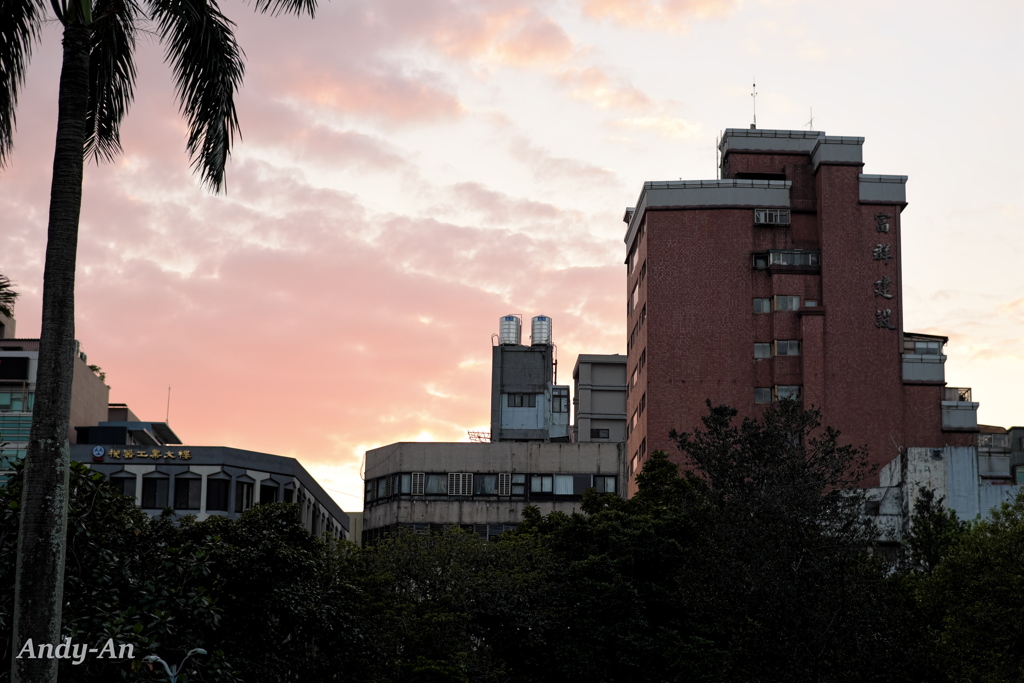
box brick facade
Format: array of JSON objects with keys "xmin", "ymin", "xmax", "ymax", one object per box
[{"xmin": 623, "ymin": 129, "xmax": 977, "ymax": 491}]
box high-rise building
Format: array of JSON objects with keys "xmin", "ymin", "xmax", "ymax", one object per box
[{"xmin": 622, "ymin": 128, "xmax": 978, "ymax": 490}]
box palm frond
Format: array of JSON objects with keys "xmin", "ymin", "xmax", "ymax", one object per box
[
  {"xmin": 0, "ymin": 272, "xmax": 19, "ymax": 318},
  {"xmin": 150, "ymin": 0, "xmax": 243, "ymax": 193},
  {"xmin": 249, "ymin": 0, "xmax": 316, "ymax": 18},
  {"xmin": 0, "ymin": 0, "xmax": 47, "ymax": 166},
  {"xmin": 85, "ymin": 0, "xmax": 140, "ymax": 162}
]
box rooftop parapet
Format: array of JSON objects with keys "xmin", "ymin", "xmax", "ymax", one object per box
[
  {"xmin": 623, "ymin": 179, "xmax": 791, "ymax": 245},
  {"xmin": 720, "ymin": 128, "xmax": 825, "ymax": 156}
]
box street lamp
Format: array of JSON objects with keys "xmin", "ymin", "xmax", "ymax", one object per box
[{"xmin": 141, "ymin": 648, "xmax": 207, "ymax": 683}]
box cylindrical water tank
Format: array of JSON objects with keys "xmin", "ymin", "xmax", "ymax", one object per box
[
  {"xmin": 531, "ymin": 315, "xmax": 552, "ymax": 346},
  {"xmin": 498, "ymin": 315, "xmax": 522, "ymax": 345}
]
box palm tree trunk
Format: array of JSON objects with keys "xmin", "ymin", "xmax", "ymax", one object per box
[{"xmin": 11, "ymin": 22, "xmax": 90, "ymax": 683}]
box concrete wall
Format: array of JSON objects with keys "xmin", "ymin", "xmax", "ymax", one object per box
[
  {"xmin": 70, "ymin": 353, "xmax": 110, "ymax": 444},
  {"xmin": 365, "ymin": 441, "xmax": 624, "ymax": 480},
  {"xmin": 0, "ymin": 312, "xmax": 15, "ymax": 339},
  {"xmin": 573, "ymin": 354, "xmax": 627, "ymax": 444}
]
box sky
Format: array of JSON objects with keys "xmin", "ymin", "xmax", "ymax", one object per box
[{"xmin": 2, "ymin": 0, "xmax": 1022, "ymax": 512}]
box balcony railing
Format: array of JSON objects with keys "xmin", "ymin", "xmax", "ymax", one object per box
[{"xmin": 942, "ymin": 387, "xmax": 971, "ymax": 402}]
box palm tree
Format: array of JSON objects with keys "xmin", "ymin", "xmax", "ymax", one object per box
[
  {"xmin": 1, "ymin": 1, "xmax": 317, "ymax": 680},
  {"xmin": 0, "ymin": 272, "xmax": 17, "ymax": 318}
]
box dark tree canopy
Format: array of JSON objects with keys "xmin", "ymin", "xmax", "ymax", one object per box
[{"xmin": 2, "ymin": 403, "xmax": 1021, "ymax": 682}]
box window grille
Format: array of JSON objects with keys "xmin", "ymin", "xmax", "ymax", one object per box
[
  {"xmin": 448, "ymin": 472, "xmax": 473, "ymax": 496},
  {"xmin": 754, "ymin": 208, "xmax": 791, "ymax": 225},
  {"xmin": 498, "ymin": 473, "xmax": 511, "ymax": 496},
  {"xmin": 411, "ymin": 472, "xmax": 425, "ymax": 496}
]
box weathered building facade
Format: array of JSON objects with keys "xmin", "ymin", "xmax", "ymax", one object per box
[{"xmin": 362, "ymin": 441, "xmax": 625, "ymax": 545}]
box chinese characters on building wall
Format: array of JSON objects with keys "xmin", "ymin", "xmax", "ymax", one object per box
[{"xmin": 872, "ymin": 213, "xmax": 896, "ymax": 330}]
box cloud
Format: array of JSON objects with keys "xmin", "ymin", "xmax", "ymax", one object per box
[
  {"xmin": 428, "ymin": 4, "xmax": 575, "ymax": 66},
  {"xmin": 577, "ymin": 0, "xmax": 739, "ymax": 32},
  {"xmin": 556, "ymin": 66, "xmax": 654, "ymax": 110},
  {"xmin": 610, "ymin": 115, "xmax": 700, "ymax": 139}
]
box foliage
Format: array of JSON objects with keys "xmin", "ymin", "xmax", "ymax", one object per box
[
  {"xmin": 0, "ymin": 273, "xmax": 16, "ymax": 318},
  {"xmin": 906, "ymin": 489, "xmax": 1024, "ymax": 683},
  {"xmin": 0, "ymin": 464, "xmax": 361, "ymax": 682},
  {"xmin": 1, "ymin": 403, "xmax": 1021, "ymax": 681}
]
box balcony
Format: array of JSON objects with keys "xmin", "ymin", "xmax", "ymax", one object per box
[{"xmin": 941, "ymin": 387, "xmax": 978, "ymax": 430}]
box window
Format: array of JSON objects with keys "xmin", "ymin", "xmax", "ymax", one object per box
[
  {"xmin": 283, "ymin": 488, "xmax": 295, "ymax": 503},
  {"xmin": 553, "ymin": 475, "xmax": 574, "ymax": 495},
  {"xmin": 411, "ymin": 472, "xmax": 425, "ymax": 496},
  {"xmin": 109, "ymin": 475, "xmax": 136, "ymax": 499},
  {"xmin": 0, "ymin": 356, "xmax": 29, "ymax": 380},
  {"xmin": 776, "ymin": 385, "xmax": 802, "ymax": 401},
  {"xmin": 591, "ymin": 428, "xmax": 610, "ymax": 439},
  {"xmin": 630, "ymin": 281, "xmax": 640, "ymax": 312},
  {"xmin": 260, "ymin": 482, "xmax": 279, "ymax": 504},
  {"xmin": 425, "ymin": 473, "xmax": 447, "ymax": 494},
  {"xmin": 594, "ymin": 475, "xmax": 616, "ymax": 494},
  {"xmin": 530, "ymin": 475, "xmax": 553, "ymax": 493},
  {"xmin": 754, "ymin": 208, "xmax": 791, "ymax": 225},
  {"xmin": 552, "ymin": 387, "xmax": 569, "ymax": 413},
  {"xmin": 235, "ymin": 481, "xmax": 254, "ymax": 512},
  {"xmin": 753, "ymin": 298, "xmax": 771, "ymax": 313},
  {"xmin": 174, "ymin": 479, "xmax": 201, "ymax": 509},
  {"xmin": 511, "ymin": 473, "xmax": 526, "ymax": 496},
  {"xmin": 377, "ymin": 476, "xmax": 390, "ymax": 499},
  {"xmin": 769, "ymin": 251, "xmax": 820, "ymax": 267},
  {"xmin": 628, "ymin": 304, "xmax": 647, "ymax": 352},
  {"xmin": 774, "ymin": 295, "xmax": 800, "ymax": 311},
  {"xmin": 207, "ymin": 479, "xmax": 230, "ymax": 511},
  {"xmin": 400, "ymin": 473, "xmax": 412, "ymax": 494},
  {"xmin": 507, "ymin": 393, "xmax": 537, "ymax": 408},
  {"xmin": 448, "ymin": 472, "xmax": 473, "ymax": 496},
  {"xmin": 474, "ymin": 474, "xmax": 499, "ymax": 495},
  {"xmin": 364, "ymin": 480, "xmax": 375, "ymax": 503},
  {"xmin": 775, "ymin": 340, "xmax": 801, "ymax": 356},
  {"xmin": 141, "ymin": 477, "xmax": 168, "ymax": 509},
  {"xmin": 904, "ymin": 339, "xmax": 942, "ymax": 355},
  {"xmin": 755, "ymin": 387, "xmax": 772, "ymax": 404},
  {"xmin": 498, "ymin": 473, "xmax": 512, "ymax": 496},
  {"xmin": 753, "ymin": 253, "xmax": 769, "ymax": 269},
  {"xmin": 804, "ymin": 300, "xmax": 818, "ymax": 307},
  {"xmin": 754, "ymin": 343, "xmax": 772, "ymax": 359},
  {"xmin": 0, "ymin": 389, "xmax": 32, "ymax": 412}
]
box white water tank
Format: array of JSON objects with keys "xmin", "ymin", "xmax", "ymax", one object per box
[
  {"xmin": 531, "ymin": 316, "xmax": 552, "ymax": 346},
  {"xmin": 498, "ymin": 315, "xmax": 522, "ymax": 345}
]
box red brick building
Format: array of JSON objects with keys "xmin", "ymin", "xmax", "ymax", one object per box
[{"xmin": 623, "ymin": 128, "xmax": 978, "ymax": 491}]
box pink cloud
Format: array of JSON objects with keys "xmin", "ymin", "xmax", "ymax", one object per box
[
  {"xmin": 556, "ymin": 66, "xmax": 654, "ymax": 110},
  {"xmin": 429, "ymin": 5, "xmax": 575, "ymax": 66},
  {"xmin": 578, "ymin": 0, "xmax": 739, "ymax": 31}
]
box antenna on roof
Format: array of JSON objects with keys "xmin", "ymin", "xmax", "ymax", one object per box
[
  {"xmin": 165, "ymin": 385, "xmax": 171, "ymax": 424},
  {"xmin": 806, "ymin": 107, "xmax": 814, "ymax": 131},
  {"xmin": 751, "ymin": 79, "xmax": 757, "ymax": 129}
]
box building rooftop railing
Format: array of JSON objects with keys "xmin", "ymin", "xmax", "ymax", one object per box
[{"xmin": 943, "ymin": 387, "xmax": 972, "ymax": 402}]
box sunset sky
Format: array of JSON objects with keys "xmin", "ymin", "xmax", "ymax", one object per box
[{"xmin": 2, "ymin": 0, "xmax": 1021, "ymax": 512}]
